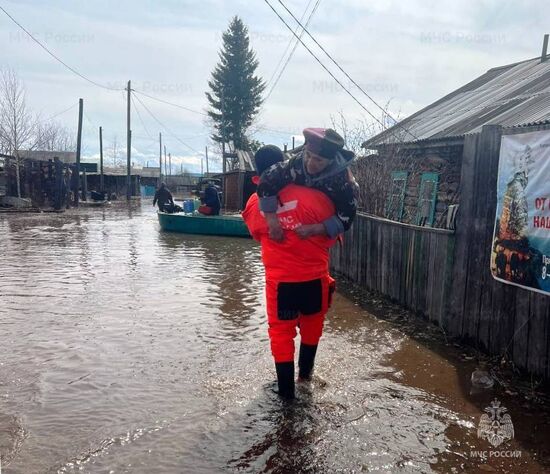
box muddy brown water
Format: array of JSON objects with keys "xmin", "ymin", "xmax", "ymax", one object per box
[{"xmin": 0, "ymin": 203, "xmax": 549, "ymax": 473}]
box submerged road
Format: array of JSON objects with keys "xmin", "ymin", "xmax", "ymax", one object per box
[{"xmin": 0, "ymin": 203, "xmax": 548, "ymax": 473}]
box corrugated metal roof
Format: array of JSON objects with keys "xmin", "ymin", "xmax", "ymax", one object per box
[{"xmin": 365, "ymin": 56, "xmax": 550, "ymax": 148}]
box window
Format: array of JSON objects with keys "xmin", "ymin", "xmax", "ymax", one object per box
[
  {"xmin": 416, "ymin": 172, "xmax": 439, "ymax": 227},
  {"xmin": 386, "ymin": 171, "xmax": 408, "ymax": 221}
]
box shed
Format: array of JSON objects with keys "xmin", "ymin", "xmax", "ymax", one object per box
[
  {"xmin": 86, "ymin": 166, "xmax": 142, "ymax": 198},
  {"xmin": 221, "ymin": 150, "xmax": 256, "ymax": 211}
]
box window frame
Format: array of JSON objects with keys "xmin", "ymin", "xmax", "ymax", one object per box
[
  {"xmin": 386, "ymin": 170, "xmax": 408, "ymax": 222},
  {"xmin": 416, "ymin": 172, "xmax": 439, "ymax": 227}
]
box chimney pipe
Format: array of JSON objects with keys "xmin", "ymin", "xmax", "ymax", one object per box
[{"xmin": 542, "ymin": 34, "xmax": 549, "ymax": 63}]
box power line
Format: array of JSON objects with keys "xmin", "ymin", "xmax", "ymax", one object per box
[
  {"xmin": 262, "ymin": 0, "xmax": 395, "ymax": 136},
  {"xmin": 265, "ymin": 0, "xmax": 322, "ymax": 101},
  {"xmin": 39, "ymin": 102, "xmax": 78, "ymax": 123},
  {"xmin": 250, "ymin": 124, "xmax": 298, "ymax": 137},
  {"xmin": 265, "ymin": 0, "xmax": 315, "ymax": 90},
  {"xmin": 0, "ymin": 5, "xmax": 123, "ymax": 92},
  {"xmin": 132, "ymin": 92, "xmax": 204, "ymax": 156},
  {"xmin": 1, "ymin": 4, "xmax": 288, "ymax": 141},
  {"xmin": 133, "ymin": 89, "xmax": 207, "ymax": 116},
  {"xmin": 130, "ymin": 92, "xmax": 154, "ymax": 140},
  {"xmin": 83, "ymin": 111, "xmax": 96, "ymax": 127},
  {"xmin": 134, "ymin": 89, "xmax": 295, "ymax": 137},
  {"xmin": 274, "ymin": 0, "xmax": 417, "ymax": 140}
]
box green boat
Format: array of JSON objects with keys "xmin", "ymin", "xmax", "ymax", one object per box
[{"xmin": 157, "ymin": 212, "xmax": 251, "ymax": 238}]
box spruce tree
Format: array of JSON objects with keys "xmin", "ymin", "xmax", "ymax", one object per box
[{"xmin": 206, "ymin": 16, "xmax": 265, "ymax": 151}]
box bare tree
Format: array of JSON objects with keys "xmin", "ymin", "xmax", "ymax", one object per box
[
  {"xmin": 329, "ymin": 101, "xmax": 403, "ymax": 154},
  {"xmin": 35, "ymin": 121, "xmax": 76, "ymax": 152},
  {"xmin": 0, "ymin": 68, "xmax": 39, "ymax": 197},
  {"xmin": 330, "ymin": 111, "xmax": 379, "ymax": 156},
  {"xmin": 329, "ymin": 104, "xmax": 422, "ymax": 217},
  {"xmin": 109, "ymin": 135, "xmax": 122, "ymax": 167}
]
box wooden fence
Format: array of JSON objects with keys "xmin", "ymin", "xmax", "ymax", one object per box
[
  {"xmin": 447, "ymin": 125, "xmax": 550, "ymax": 379},
  {"xmin": 331, "ymin": 213, "xmax": 455, "ymax": 325},
  {"xmin": 332, "ymin": 124, "xmax": 550, "ymax": 379}
]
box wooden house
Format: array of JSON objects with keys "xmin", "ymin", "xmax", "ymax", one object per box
[
  {"xmin": 361, "ymin": 48, "xmax": 550, "ymax": 229},
  {"xmin": 333, "ymin": 42, "xmax": 550, "ymax": 379}
]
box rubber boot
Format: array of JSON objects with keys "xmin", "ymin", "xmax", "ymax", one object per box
[
  {"xmin": 298, "ymin": 343, "xmax": 318, "ymax": 381},
  {"xmin": 275, "ymin": 362, "xmax": 295, "ymax": 400}
]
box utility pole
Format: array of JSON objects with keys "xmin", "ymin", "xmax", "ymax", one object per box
[
  {"xmin": 164, "ymin": 145, "xmax": 167, "ymax": 179},
  {"xmin": 169, "ymin": 153, "xmax": 172, "ymax": 176},
  {"xmin": 159, "ymin": 132, "xmax": 162, "ymax": 183},
  {"xmin": 99, "ymin": 126, "xmax": 104, "ymax": 192},
  {"xmin": 292, "ymin": 136, "xmax": 295, "ymax": 150},
  {"xmin": 126, "ymin": 80, "xmax": 132, "ymax": 200},
  {"xmin": 221, "ymin": 90, "xmax": 226, "ymax": 174},
  {"xmin": 75, "ymin": 98, "xmax": 83, "ymax": 207},
  {"xmin": 205, "ymin": 146, "xmax": 209, "ymax": 176}
]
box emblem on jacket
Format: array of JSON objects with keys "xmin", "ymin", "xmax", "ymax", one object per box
[{"xmin": 477, "ymin": 398, "xmax": 514, "ymax": 447}]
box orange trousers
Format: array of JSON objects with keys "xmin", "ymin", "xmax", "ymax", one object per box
[{"xmin": 265, "ymin": 274, "xmax": 335, "ymax": 363}]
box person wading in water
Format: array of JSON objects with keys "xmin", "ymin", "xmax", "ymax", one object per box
[{"xmin": 243, "ymin": 145, "xmax": 342, "ymax": 400}]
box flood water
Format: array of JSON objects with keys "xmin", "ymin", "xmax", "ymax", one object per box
[{"xmin": 0, "ymin": 203, "xmax": 549, "ymax": 473}]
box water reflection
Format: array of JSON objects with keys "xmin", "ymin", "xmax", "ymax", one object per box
[
  {"xmin": 1, "ymin": 204, "xmax": 548, "ymax": 473},
  {"xmin": 156, "ymin": 231, "xmax": 264, "ymax": 332}
]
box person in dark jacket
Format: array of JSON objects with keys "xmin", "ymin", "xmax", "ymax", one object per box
[
  {"xmin": 153, "ymin": 182, "xmax": 174, "ymax": 212},
  {"xmin": 198, "ymin": 182, "xmax": 221, "ymax": 215},
  {"xmin": 257, "ymin": 127, "xmax": 359, "ymax": 242}
]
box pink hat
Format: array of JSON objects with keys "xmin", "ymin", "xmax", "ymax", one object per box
[{"xmin": 303, "ymin": 128, "xmax": 345, "ymax": 160}]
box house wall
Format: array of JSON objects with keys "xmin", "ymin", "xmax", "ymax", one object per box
[{"xmin": 353, "ymin": 143, "xmax": 462, "ymax": 228}]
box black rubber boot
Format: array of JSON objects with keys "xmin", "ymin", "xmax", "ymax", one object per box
[
  {"xmin": 275, "ymin": 362, "xmax": 295, "ymax": 400},
  {"xmin": 298, "ymin": 343, "xmax": 318, "ymax": 380}
]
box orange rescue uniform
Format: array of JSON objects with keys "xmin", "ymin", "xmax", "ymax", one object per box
[{"xmin": 242, "ymin": 183, "xmax": 337, "ymax": 363}]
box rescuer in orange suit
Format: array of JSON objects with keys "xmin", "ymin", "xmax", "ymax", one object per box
[{"xmin": 242, "ymin": 145, "xmax": 338, "ymax": 400}]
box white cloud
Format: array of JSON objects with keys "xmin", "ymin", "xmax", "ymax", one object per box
[{"xmin": 1, "ymin": 0, "xmax": 548, "ymax": 164}]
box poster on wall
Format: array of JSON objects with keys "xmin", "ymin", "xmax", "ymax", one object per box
[{"xmin": 491, "ymin": 129, "xmax": 550, "ymax": 295}]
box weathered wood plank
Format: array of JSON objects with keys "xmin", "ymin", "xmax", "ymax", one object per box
[
  {"xmin": 512, "ymin": 288, "xmax": 530, "ymax": 370},
  {"xmin": 526, "ymin": 292, "xmax": 549, "ymax": 376},
  {"xmin": 447, "ymin": 133, "xmax": 479, "ymax": 336}
]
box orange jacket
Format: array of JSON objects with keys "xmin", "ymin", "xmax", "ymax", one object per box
[{"xmin": 242, "ymin": 183, "xmax": 337, "ymax": 282}]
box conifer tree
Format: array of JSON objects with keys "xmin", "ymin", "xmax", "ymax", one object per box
[{"xmin": 206, "ymin": 16, "xmax": 265, "ymax": 151}]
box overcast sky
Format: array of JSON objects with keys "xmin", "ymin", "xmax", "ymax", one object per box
[{"xmin": 1, "ymin": 0, "xmax": 548, "ymax": 173}]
